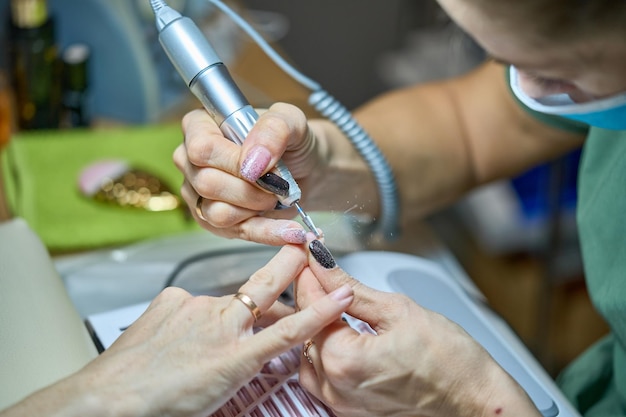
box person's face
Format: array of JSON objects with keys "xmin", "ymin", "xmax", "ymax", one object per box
[{"xmin": 438, "ymin": 0, "xmax": 626, "ymax": 102}]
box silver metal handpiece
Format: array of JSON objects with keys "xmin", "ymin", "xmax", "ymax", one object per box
[{"xmin": 150, "ymin": 0, "xmax": 320, "ymax": 237}]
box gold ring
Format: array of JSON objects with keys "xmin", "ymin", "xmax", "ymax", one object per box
[
  {"xmin": 195, "ymin": 196, "xmax": 208, "ymax": 222},
  {"xmin": 303, "ymin": 339, "xmax": 314, "ymax": 364},
  {"xmin": 233, "ymin": 292, "xmax": 262, "ymax": 321}
]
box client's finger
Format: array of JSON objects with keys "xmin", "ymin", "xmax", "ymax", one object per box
[
  {"xmin": 232, "ymin": 245, "xmax": 307, "ymax": 323},
  {"xmin": 255, "ymin": 301, "xmax": 295, "ymax": 328},
  {"xmin": 294, "ymin": 263, "xmax": 328, "ymax": 310},
  {"xmin": 307, "ymin": 238, "xmax": 397, "ymax": 332},
  {"xmin": 238, "ymin": 283, "xmax": 354, "ymax": 366},
  {"xmin": 231, "ymin": 217, "xmax": 309, "ymax": 246}
]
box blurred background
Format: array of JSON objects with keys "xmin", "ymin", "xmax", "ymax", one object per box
[{"xmin": 0, "ymin": 0, "xmax": 608, "ymax": 376}]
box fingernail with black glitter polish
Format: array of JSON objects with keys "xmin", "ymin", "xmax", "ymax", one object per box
[
  {"xmin": 258, "ymin": 172, "xmax": 290, "ymax": 197},
  {"xmin": 274, "ymin": 201, "xmax": 288, "ymax": 210},
  {"xmin": 309, "ymin": 239, "xmax": 336, "ymax": 269}
]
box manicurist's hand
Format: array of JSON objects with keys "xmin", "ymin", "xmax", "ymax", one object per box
[
  {"xmin": 296, "ymin": 238, "xmax": 543, "ymax": 417},
  {"xmin": 0, "ymin": 244, "xmax": 353, "ymax": 417},
  {"xmin": 174, "ymin": 104, "xmax": 324, "ymax": 245}
]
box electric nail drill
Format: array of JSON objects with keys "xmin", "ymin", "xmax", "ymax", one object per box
[{"xmin": 149, "ymin": 0, "xmax": 321, "ymax": 237}]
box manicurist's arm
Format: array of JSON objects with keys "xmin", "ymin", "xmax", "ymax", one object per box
[{"xmin": 308, "ymin": 60, "xmax": 586, "ymax": 225}]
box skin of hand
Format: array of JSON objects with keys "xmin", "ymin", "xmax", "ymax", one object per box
[
  {"xmin": 0, "ymin": 245, "xmax": 354, "ymax": 417},
  {"xmin": 175, "ymin": 62, "xmax": 585, "ymax": 245},
  {"xmin": 175, "ymin": 103, "xmax": 329, "ymax": 245},
  {"xmin": 296, "ymin": 238, "xmax": 542, "ymax": 417}
]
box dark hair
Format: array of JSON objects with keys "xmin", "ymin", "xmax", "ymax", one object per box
[{"xmin": 476, "ymin": 0, "xmax": 626, "ymax": 42}]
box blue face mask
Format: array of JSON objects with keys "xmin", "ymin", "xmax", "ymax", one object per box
[{"xmin": 509, "ymin": 66, "xmax": 626, "ymax": 131}]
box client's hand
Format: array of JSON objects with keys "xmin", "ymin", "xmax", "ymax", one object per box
[
  {"xmin": 0, "ymin": 244, "xmax": 353, "ymax": 417},
  {"xmin": 297, "ymin": 238, "xmax": 542, "ymax": 417}
]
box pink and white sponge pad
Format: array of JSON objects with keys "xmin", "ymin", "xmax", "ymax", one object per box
[{"xmin": 78, "ymin": 159, "xmax": 131, "ymax": 197}]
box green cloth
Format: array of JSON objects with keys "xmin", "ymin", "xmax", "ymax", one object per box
[
  {"xmin": 507, "ymin": 65, "xmax": 626, "ymax": 415},
  {"xmin": 1, "ymin": 125, "xmax": 200, "ymax": 252}
]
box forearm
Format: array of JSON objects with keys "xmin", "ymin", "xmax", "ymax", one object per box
[
  {"xmin": 303, "ymin": 118, "xmax": 379, "ymax": 218},
  {"xmin": 0, "ymin": 373, "xmax": 112, "ymax": 417},
  {"xmin": 305, "ymin": 61, "xmax": 585, "ymax": 227},
  {"xmin": 428, "ymin": 335, "xmax": 542, "ymax": 417}
]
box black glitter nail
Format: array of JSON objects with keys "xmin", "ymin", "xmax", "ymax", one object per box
[
  {"xmin": 309, "ymin": 240, "xmax": 336, "ymax": 269},
  {"xmin": 274, "ymin": 201, "xmax": 288, "ymax": 210},
  {"xmin": 257, "ymin": 172, "xmax": 290, "ymax": 197}
]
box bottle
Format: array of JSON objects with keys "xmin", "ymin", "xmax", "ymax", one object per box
[
  {"xmin": 0, "ymin": 42, "xmax": 15, "ymax": 150},
  {"xmin": 0, "ymin": 69, "xmax": 14, "ymax": 150},
  {"xmin": 8, "ymin": 0, "xmax": 61, "ymax": 130},
  {"xmin": 60, "ymin": 43, "xmax": 92, "ymax": 128}
]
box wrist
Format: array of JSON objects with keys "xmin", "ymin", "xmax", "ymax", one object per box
[
  {"xmin": 304, "ymin": 119, "xmax": 379, "ymax": 218},
  {"xmin": 465, "ymin": 360, "xmax": 542, "ymax": 417},
  {"xmin": 0, "ymin": 372, "xmax": 118, "ymax": 417}
]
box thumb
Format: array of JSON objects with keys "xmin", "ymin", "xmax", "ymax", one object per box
[{"xmin": 307, "ymin": 239, "xmax": 395, "ymax": 329}]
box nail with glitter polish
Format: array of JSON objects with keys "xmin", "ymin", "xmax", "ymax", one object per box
[
  {"xmin": 258, "ymin": 172, "xmax": 290, "ymax": 197},
  {"xmin": 309, "ymin": 239, "xmax": 336, "ymax": 269},
  {"xmin": 241, "ymin": 145, "xmax": 272, "ymax": 181},
  {"xmin": 279, "ymin": 227, "xmax": 307, "ymax": 244},
  {"xmin": 274, "ymin": 201, "xmax": 287, "ymax": 210}
]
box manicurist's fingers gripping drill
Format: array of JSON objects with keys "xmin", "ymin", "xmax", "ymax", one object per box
[{"xmin": 149, "ymin": 0, "xmax": 321, "ymax": 237}]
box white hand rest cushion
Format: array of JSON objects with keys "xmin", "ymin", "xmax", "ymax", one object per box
[{"xmin": 0, "ymin": 218, "xmax": 98, "ymax": 410}]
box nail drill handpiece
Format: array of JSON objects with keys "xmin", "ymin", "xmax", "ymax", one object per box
[{"xmin": 150, "ymin": 1, "xmax": 320, "ymax": 237}]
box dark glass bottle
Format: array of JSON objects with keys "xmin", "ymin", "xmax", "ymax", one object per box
[
  {"xmin": 8, "ymin": 0, "xmax": 61, "ymax": 130},
  {"xmin": 0, "ymin": 63, "xmax": 14, "ymax": 150},
  {"xmin": 60, "ymin": 43, "xmax": 92, "ymax": 128}
]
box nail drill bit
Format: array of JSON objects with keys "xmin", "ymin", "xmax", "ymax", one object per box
[{"xmin": 294, "ymin": 201, "xmax": 322, "ymax": 238}]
